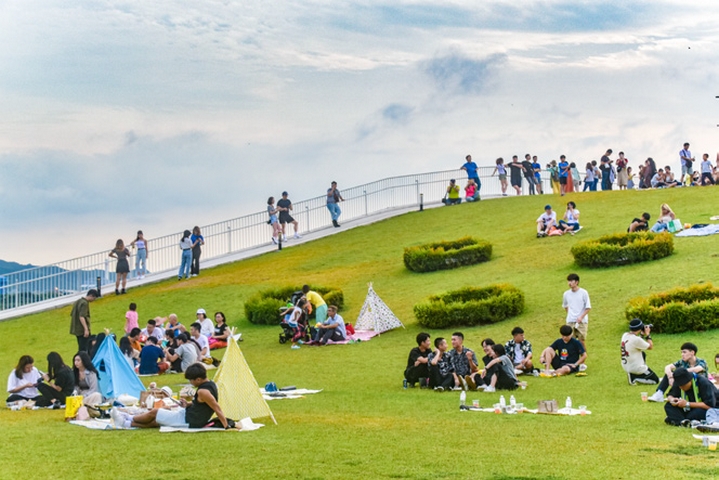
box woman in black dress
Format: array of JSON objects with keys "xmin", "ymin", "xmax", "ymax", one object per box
[{"xmin": 109, "ymin": 239, "xmax": 131, "ymax": 294}]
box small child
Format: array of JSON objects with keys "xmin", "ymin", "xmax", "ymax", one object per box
[
  {"xmin": 284, "ymin": 299, "xmax": 307, "ymax": 350},
  {"xmin": 125, "ymin": 303, "xmax": 139, "ymax": 335}
]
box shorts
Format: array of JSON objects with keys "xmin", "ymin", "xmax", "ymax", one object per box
[
  {"xmin": 560, "ymin": 221, "xmax": 580, "ymax": 230},
  {"xmin": 279, "ymin": 214, "xmax": 295, "ymax": 224},
  {"xmin": 571, "ymin": 322, "xmax": 588, "ymax": 341},
  {"xmin": 156, "ymin": 407, "xmax": 189, "ymax": 428},
  {"xmin": 551, "ymin": 357, "xmax": 579, "ymax": 373},
  {"xmin": 499, "ymin": 174, "xmax": 507, "ymax": 181},
  {"xmin": 511, "ymin": 177, "xmax": 522, "ymax": 187},
  {"xmin": 559, "ymin": 177, "xmax": 567, "ymax": 185}
]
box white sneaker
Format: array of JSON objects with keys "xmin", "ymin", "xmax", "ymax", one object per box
[
  {"xmin": 484, "ymin": 386, "xmax": 496, "ymax": 393},
  {"xmin": 282, "ymin": 235, "xmax": 287, "ymax": 242},
  {"xmin": 647, "ymin": 391, "xmax": 664, "ymax": 402},
  {"xmin": 110, "ymin": 408, "xmax": 129, "ymax": 429},
  {"xmin": 271, "ymin": 237, "xmax": 278, "ymax": 245},
  {"xmin": 294, "ymin": 234, "xmax": 302, "ymax": 239},
  {"xmin": 458, "ymin": 376, "xmax": 468, "ymax": 391},
  {"xmin": 579, "ymin": 364, "xmax": 587, "ymax": 372}
]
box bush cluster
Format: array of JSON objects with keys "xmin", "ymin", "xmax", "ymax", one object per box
[
  {"xmin": 413, "ymin": 284, "xmax": 524, "ymax": 329},
  {"xmin": 570, "ymin": 232, "xmax": 673, "ymax": 268},
  {"xmin": 244, "ymin": 286, "xmax": 344, "ymax": 325},
  {"xmin": 403, "ymin": 237, "xmax": 492, "ymax": 273},
  {"xmin": 625, "ymin": 283, "xmax": 719, "ymax": 333}
]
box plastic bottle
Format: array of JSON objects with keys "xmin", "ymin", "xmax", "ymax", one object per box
[
  {"xmin": 510, "ymin": 395, "xmax": 516, "ymax": 408},
  {"xmin": 460, "ymin": 391, "xmax": 467, "ymax": 408},
  {"xmin": 565, "ymin": 396, "xmax": 572, "ymax": 410},
  {"xmin": 499, "ymin": 395, "xmax": 506, "ymax": 408}
]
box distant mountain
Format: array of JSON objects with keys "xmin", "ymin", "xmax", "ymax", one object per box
[{"xmin": 0, "ymin": 260, "xmax": 38, "ymax": 276}]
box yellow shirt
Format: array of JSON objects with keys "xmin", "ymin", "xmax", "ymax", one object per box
[{"xmin": 305, "ymin": 291, "xmax": 326, "ymax": 307}]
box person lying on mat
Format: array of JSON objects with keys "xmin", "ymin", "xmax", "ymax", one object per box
[
  {"xmin": 111, "ymin": 363, "xmax": 232, "ymax": 429},
  {"xmin": 539, "ymin": 325, "xmax": 587, "ymax": 377},
  {"xmin": 311, "ymin": 305, "xmax": 346, "ymax": 345}
]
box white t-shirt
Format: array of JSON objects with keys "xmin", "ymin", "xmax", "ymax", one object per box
[
  {"xmin": 200, "ymin": 319, "xmax": 214, "ymax": 338},
  {"xmin": 513, "ymin": 343, "xmax": 525, "ymax": 364},
  {"xmin": 537, "ymin": 211, "xmax": 557, "ymax": 225},
  {"xmin": 564, "ymin": 209, "xmax": 580, "ymax": 223},
  {"xmin": 7, "ymin": 367, "xmax": 41, "ymax": 399},
  {"xmin": 194, "ymin": 334, "xmax": 211, "ymax": 358},
  {"xmin": 563, "ymin": 288, "xmax": 591, "ymax": 323},
  {"xmin": 620, "ymin": 332, "xmax": 650, "ymax": 374},
  {"xmin": 702, "ymin": 160, "xmax": 713, "ymax": 174},
  {"xmin": 142, "ymin": 326, "xmax": 164, "ymax": 341}
]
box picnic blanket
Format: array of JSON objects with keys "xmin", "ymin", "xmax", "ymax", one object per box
[
  {"xmin": 161, "ymin": 418, "xmax": 263, "ymax": 433},
  {"xmin": 463, "ymin": 406, "xmax": 591, "ymax": 416},
  {"xmin": 675, "ymin": 225, "xmax": 719, "ymax": 237},
  {"xmin": 260, "ymin": 388, "xmax": 322, "ymax": 400},
  {"xmin": 323, "ymin": 330, "xmax": 379, "ymax": 345},
  {"xmin": 70, "ymin": 419, "xmax": 125, "ymax": 430}
]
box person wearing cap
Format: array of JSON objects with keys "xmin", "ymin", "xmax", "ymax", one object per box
[
  {"xmin": 663, "ymin": 367, "xmax": 718, "ymax": 427},
  {"xmin": 196, "ymin": 309, "xmax": 214, "ymax": 338},
  {"xmin": 276, "ymin": 191, "xmax": 301, "ymax": 240},
  {"xmin": 648, "ymin": 342, "xmax": 708, "ymax": 402},
  {"xmin": 620, "ymin": 319, "xmax": 658, "ymax": 385},
  {"xmin": 70, "ymin": 289, "xmax": 99, "ymax": 353},
  {"xmin": 443, "ymin": 179, "xmax": 461, "ymax": 205},
  {"xmin": 326, "ymin": 181, "xmax": 344, "ymax": 227},
  {"xmin": 536, "ymin": 205, "xmax": 557, "ymax": 237}
]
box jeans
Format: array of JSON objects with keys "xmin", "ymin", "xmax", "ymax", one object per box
[
  {"xmin": 706, "ymin": 408, "xmax": 719, "ymax": 425},
  {"xmin": 191, "ymin": 247, "xmax": 201, "ymax": 275},
  {"xmin": 591, "ymin": 179, "xmax": 599, "ymax": 191},
  {"xmin": 135, "ymin": 248, "xmax": 147, "ymax": 277},
  {"xmin": 583, "ymin": 180, "xmax": 592, "ymax": 192},
  {"xmin": 327, "ymin": 203, "xmax": 341, "ymax": 221},
  {"xmin": 314, "ymin": 327, "xmax": 344, "ymax": 344},
  {"xmin": 651, "ymin": 222, "xmax": 668, "ymax": 233},
  {"xmin": 178, "ymin": 249, "xmax": 192, "ymax": 279}
]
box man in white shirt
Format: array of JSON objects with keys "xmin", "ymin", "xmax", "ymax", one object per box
[
  {"xmin": 563, "ymin": 273, "xmax": 591, "ymax": 351},
  {"xmin": 621, "ymin": 319, "xmax": 658, "ymax": 385},
  {"xmin": 680, "ymin": 142, "xmax": 694, "ymax": 180},
  {"xmin": 196, "ymin": 308, "xmax": 214, "ymax": 338},
  {"xmin": 190, "ymin": 323, "xmax": 211, "ymax": 361},
  {"xmin": 536, "ymin": 205, "xmax": 557, "ymax": 238},
  {"xmin": 141, "ymin": 319, "xmax": 164, "ymax": 341}
]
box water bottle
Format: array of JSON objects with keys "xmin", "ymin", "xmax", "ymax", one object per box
[
  {"xmin": 565, "ymin": 396, "xmax": 572, "ymax": 410},
  {"xmin": 460, "ymin": 391, "xmax": 467, "ymax": 408},
  {"xmin": 510, "ymin": 395, "xmax": 516, "ymax": 408},
  {"xmin": 499, "ymin": 395, "xmax": 506, "ymax": 408}
]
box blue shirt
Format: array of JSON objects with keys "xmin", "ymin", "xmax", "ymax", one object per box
[
  {"xmin": 326, "ymin": 313, "xmax": 346, "ymax": 339},
  {"xmin": 190, "ymin": 234, "xmax": 204, "ymax": 247},
  {"xmin": 139, "ymin": 344, "xmax": 165, "ymax": 375},
  {"xmin": 532, "ymin": 162, "xmax": 541, "ymax": 179},
  {"xmin": 462, "ymin": 161, "xmax": 479, "ymax": 179},
  {"xmin": 558, "ymin": 161, "xmax": 569, "ymax": 178}
]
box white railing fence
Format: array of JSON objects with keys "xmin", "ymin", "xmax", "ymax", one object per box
[{"xmin": 0, "ymin": 168, "xmax": 549, "ymax": 312}]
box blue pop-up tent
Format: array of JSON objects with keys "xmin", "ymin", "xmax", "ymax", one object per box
[{"xmin": 92, "ymin": 335, "xmax": 146, "ymax": 399}]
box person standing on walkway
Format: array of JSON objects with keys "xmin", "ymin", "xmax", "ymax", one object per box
[
  {"xmin": 460, "ymin": 155, "xmax": 481, "ymax": 198},
  {"xmin": 267, "ymin": 197, "xmax": 282, "ymax": 245},
  {"xmin": 326, "ymin": 181, "xmax": 344, "ymax": 227},
  {"xmin": 508, "ymin": 155, "xmax": 525, "ymax": 196},
  {"xmin": 680, "ymin": 142, "xmax": 694, "ymax": 182},
  {"xmin": 492, "ymin": 158, "xmax": 509, "ymax": 196},
  {"xmin": 130, "ymin": 230, "xmax": 148, "ymax": 279},
  {"xmin": 178, "ymin": 230, "xmax": 192, "ymax": 280},
  {"xmin": 277, "ymin": 191, "xmax": 301, "ymax": 240},
  {"xmin": 70, "ymin": 289, "xmax": 98, "ymax": 353},
  {"xmin": 109, "ymin": 239, "xmax": 130, "ymax": 295},
  {"xmin": 190, "ymin": 226, "xmax": 204, "ymax": 277},
  {"xmin": 532, "ymin": 155, "xmax": 543, "ymax": 194},
  {"xmin": 522, "ymin": 154, "xmax": 536, "ymax": 195}
]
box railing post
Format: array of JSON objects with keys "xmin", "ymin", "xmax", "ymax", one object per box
[
  {"xmin": 420, "ymin": 193, "xmax": 424, "ymax": 211},
  {"xmin": 364, "ymin": 190, "xmax": 368, "ymax": 216},
  {"xmin": 227, "ymin": 226, "xmax": 232, "ymax": 254},
  {"xmin": 415, "ymin": 179, "xmax": 419, "ymax": 204},
  {"xmin": 305, "ymin": 206, "xmax": 310, "ymax": 233},
  {"xmin": 96, "ymin": 276, "xmax": 102, "ymax": 298},
  {"xmin": 104, "ymin": 259, "xmax": 110, "ymax": 282}
]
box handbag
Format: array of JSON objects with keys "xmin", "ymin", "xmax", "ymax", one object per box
[
  {"xmin": 667, "ymin": 219, "xmax": 683, "ymax": 233},
  {"xmin": 64, "ymin": 395, "xmax": 84, "ymax": 419},
  {"xmin": 537, "ymin": 399, "xmax": 559, "ymax": 414}
]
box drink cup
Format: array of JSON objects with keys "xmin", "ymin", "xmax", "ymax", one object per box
[
  {"xmin": 641, "ymin": 392, "xmax": 648, "ymax": 402},
  {"xmin": 709, "ymin": 441, "xmax": 717, "ymax": 451},
  {"xmin": 472, "ymin": 399, "xmax": 479, "ymax": 408},
  {"xmin": 516, "ymin": 403, "xmax": 523, "ymax": 412},
  {"xmin": 520, "ymin": 382, "xmax": 527, "ymax": 390},
  {"xmin": 579, "ymin": 405, "xmax": 587, "ymax": 416},
  {"xmin": 493, "ymin": 403, "xmax": 501, "ymax": 414}
]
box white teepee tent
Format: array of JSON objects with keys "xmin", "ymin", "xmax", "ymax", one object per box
[
  {"xmin": 355, "ymin": 283, "xmax": 405, "ymax": 333},
  {"xmin": 214, "ymin": 332, "xmax": 276, "ymax": 424}
]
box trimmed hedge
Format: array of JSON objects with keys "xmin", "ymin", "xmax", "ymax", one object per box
[
  {"xmin": 625, "ymin": 283, "xmax": 719, "ymax": 334},
  {"xmin": 414, "ymin": 284, "xmax": 524, "ymax": 329},
  {"xmin": 403, "ymin": 236, "xmax": 492, "ymax": 273},
  {"xmin": 244, "ymin": 285, "xmax": 344, "ymax": 325},
  {"xmin": 570, "ymin": 232, "xmax": 673, "ymax": 268}
]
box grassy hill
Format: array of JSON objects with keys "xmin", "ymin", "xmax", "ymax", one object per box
[{"xmin": 2, "ymin": 187, "xmax": 719, "ymax": 479}]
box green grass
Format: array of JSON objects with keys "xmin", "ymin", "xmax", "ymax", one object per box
[{"xmin": 2, "ymin": 187, "xmax": 719, "ymax": 479}]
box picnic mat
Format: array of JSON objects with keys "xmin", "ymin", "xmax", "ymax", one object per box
[
  {"xmin": 462, "ymin": 406, "xmax": 592, "ymax": 416},
  {"xmin": 675, "ymin": 225, "xmax": 719, "ymax": 237},
  {"xmin": 260, "ymin": 388, "xmax": 322, "ymax": 400},
  {"xmin": 70, "ymin": 419, "xmax": 125, "ymax": 430},
  {"xmin": 323, "ymin": 330, "xmax": 379, "ymax": 345},
  {"xmin": 70, "ymin": 417, "xmax": 263, "ymax": 431}
]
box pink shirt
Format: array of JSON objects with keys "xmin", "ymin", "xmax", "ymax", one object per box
[{"xmin": 125, "ymin": 310, "xmax": 139, "ymax": 334}]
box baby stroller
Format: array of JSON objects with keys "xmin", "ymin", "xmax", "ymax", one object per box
[{"xmin": 278, "ymin": 293, "xmax": 310, "ymax": 344}]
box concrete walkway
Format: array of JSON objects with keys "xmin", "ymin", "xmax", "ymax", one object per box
[{"xmin": 0, "ymin": 198, "xmax": 470, "ymax": 321}]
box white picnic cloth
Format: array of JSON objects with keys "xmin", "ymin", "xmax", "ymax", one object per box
[{"xmin": 260, "ymin": 388, "xmax": 322, "ymax": 400}]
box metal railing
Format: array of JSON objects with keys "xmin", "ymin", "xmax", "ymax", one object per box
[{"xmin": 0, "ymin": 167, "xmax": 548, "ymax": 312}]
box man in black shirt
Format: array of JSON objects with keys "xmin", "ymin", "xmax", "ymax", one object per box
[
  {"xmin": 112, "ymin": 363, "xmax": 231, "ymax": 429},
  {"xmin": 664, "ymin": 367, "xmax": 718, "ymax": 427},
  {"xmin": 522, "ymin": 154, "xmax": 536, "ymax": 195},
  {"xmin": 404, "ymin": 332, "xmax": 431, "ymax": 388},
  {"xmin": 277, "ymin": 191, "xmax": 301, "ymax": 241}
]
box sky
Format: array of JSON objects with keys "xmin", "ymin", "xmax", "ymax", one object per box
[{"xmin": 1, "ymin": 0, "xmax": 718, "ymax": 264}]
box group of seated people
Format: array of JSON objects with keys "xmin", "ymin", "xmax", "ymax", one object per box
[
  {"xmin": 627, "ymin": 204, "xmax": 679, "ymax": 233},
  {"xmin": 536, "ymin": 202, "xmax": 582, "ymax": 237},
  {"xmin": 403, "ymin": 326, "xmax": 587, "ymax": 392},
  {"xmin": 279, "ymin": 285, "xmax": 348, "ymax": 349},
  {"xmin": 442, "ymin": 178, "xmax": 481, "ymax": 205},
  {"xmin": 6, "ymin": 351, "xmax": 102, "ymax": 408}
]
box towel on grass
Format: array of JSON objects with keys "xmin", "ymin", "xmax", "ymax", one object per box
[
  {"xmin": 160, "ymin": 417, "xmax": 263, "ymax": 432},
  {"xmin": 323, "ymin": 330, "xmax": 379, "ymax": 345},
  {"xmin": 260, "ymin": 388, "xmax": 322, "ymax": 400},
  {"xmin": 676, "ymin": 225, "xmax": 719, "ymax": 237}
]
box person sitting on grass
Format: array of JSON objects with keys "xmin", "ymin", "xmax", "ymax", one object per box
[
  {"xmin": 6, "ymin": 355, "xmax": 41, "ymax": 404},
  {"xmin": 128, "ymin": 328, "xmax": 143, "ymax": 353},
  {"xmin": 428, "ymin": 337, "xmax": 455, "ymax": 392},
  {"xmin": 650, "ymin": 203, "xmax": 676, "ymax": 233},
  {"xmin": 628, "ymin": 213, "xmax": 651, "ymax": 232},
  {"xmin": 539, "ymin": 325, "xmax": 587, "ymax": 377},
  {"xmin": 111, "ymin": 363, "xmax": 232, "ymax": 430},
  {"xmin": 442, "ymin": 179, "xmax": 462, "ymax": 205},
  {"xmin": 196, "ymin": 309, "xmax": 214, "ymax": 338},
  {"xmin": 404, "ymin": 332, "xmax": 431, "ymax": 388},
  {"xmin": 663, "ymin": 367, "xmax": 718, "ymax": 427},
  {"xmin": 209, "ymin": 312, "xmax": 230, "ymax": 350},
  {"xmin": 536, "ymin": 205, "xmax": 558, "ymax": 238},
  {"xmin": 164, "ymin": 314, "xmax": 185, "ymax": 337},
  {"xmin": 190, "ymin": 322, "xmax": 212, "ymax": 364},
  {"xmin": 504, "ymin": 327, "xmax": 534, "ymax": 375},
  {"xmin": 141, "ymin": 319, "xmax": 164, "ymax": 342},
  {"xmin": 464, "ymin": 179, "xmax": 480, "ymax": 202},
  {"xmin": 620, "ymin": 319, "xmax": 658, "ymax": 385},
  {"xmin": 165, "ymin": 333, "xmax": 197, "ymax": 373},
  {"xmin": 558, "ymin": 201, "xmax": 581, "ymax": 234},
  {"xmin": 447, "ymin": 332, "xmax": 479, "ymax": 390},
  {"xmin": 73, "ymin": 351, "xmax": 102, "ymax": 406},
  {"xmin": 648, "ymin": 342, "xmax": 707, "ymax": 402},
  {"xmin": 35, "ymin": 352, "xmax": 75, "ymax": 408},
  {"xmin": 480, "ymin": 344, "xmax": 520, "ymax": 393},
  {"xmin": 480, "ymin": 338, "xmax": 495, "ymax": 367},
  {"xmin": 311, "ymin": 305, "xmax": 346, "ymax": 345},
  {"xmin": 139, "ymin": 337, "xmax": 169, "ymax": 375}
]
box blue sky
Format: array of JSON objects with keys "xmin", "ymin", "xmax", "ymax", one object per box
[{"xmin": 1, "ymin": 0, "xmax": 718, "ymax": 263}]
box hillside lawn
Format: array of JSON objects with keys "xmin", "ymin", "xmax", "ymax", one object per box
[{"xmin": 2, "ymin": 187, "xmax": 719, "ymax": 479}]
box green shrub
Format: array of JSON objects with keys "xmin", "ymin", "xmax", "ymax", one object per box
[
  {"xmin": 624, "ymin": 283, "xmax": 719, "ymax": 333},
  {"xmin": 244, "ymin": 285, "xmax": 344, "ymax": 325},
  {"xmin": 570, "ymin": 232, "xmax": 673, "ymax": 268},
  {"xmin": 403, "ymin": 236, "xmax": 492, "ymax": 272},
  {"xmin": 414, "ymin": 284, "xmax": 524, "ymax": 329}
]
